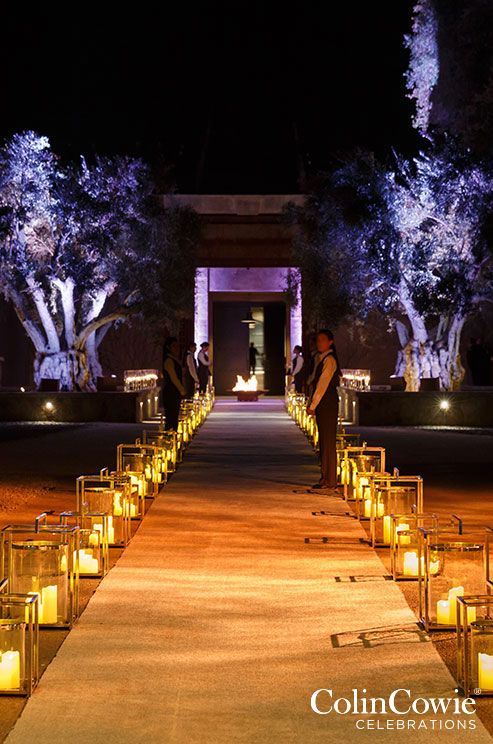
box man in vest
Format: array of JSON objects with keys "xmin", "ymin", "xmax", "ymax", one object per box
[
  {"xmin": 306, "ymin": 329, "xmax": 341, "ymax": 489},
  {"xmin": 183, "ymin": 342, "xmax": 199, "ymax": 398},
  {"xmin": 197, "ymin": 342, "xmax": 211, "ymax": 394},
  {"xmin": 290, "ymin": 345, "xmax": 304, "ymax": 393}
]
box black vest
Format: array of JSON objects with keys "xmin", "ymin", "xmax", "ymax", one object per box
[
  {"xmin": 163, "ymin": 355, "xmax": 182, "ymax": 393},
  {"xmin": 312, "ymin": 349, "xmax": 341, "ymax": 403}
]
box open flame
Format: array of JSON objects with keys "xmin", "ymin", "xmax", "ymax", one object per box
[{"xmin": 232, "ymin": 374, "xmax": 258, "ymax": 392}]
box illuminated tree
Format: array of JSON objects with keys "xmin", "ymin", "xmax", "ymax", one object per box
[
  {"xmin": 375, "ymin": 140, "xmax": 493, "ymax": 390},
  {"xmin": 0, "ymin": 131, "xmax": 198, "ymax": 390},
  {"xmin": 404, "ymin": 0, "xmax": 439, "ymax": 136}
]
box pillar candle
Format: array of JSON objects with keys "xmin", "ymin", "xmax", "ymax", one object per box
[
  {"xmin": 437, "ymin": 599, "xmax": 450, "ymax": 625},
  {"xmin": 364, "ymin": 499, "xmax": 372, "ymax": 518},
  {"xmin": 113, "ymin": 492, "xmax": 123, "ymax": 516},
  {"xmin": 448, "ymin": 586, "xmax": 465, "ymax": 624},
  {"xmin": 0, "ymin": 651, "xmax": 20, "ymax": 690},
  {"xmin": 396, "ymin": 523, "xmax": 411, "ymax": 545},
  {"xmin": 40, "ymin": 585, "xmax": 58, "ymax": 624},
  {"xmin": 403, "ymin": 551, "xmax": 419, "ymax": 576},
  {"xmin": 88, "ymin": 531, "xmax": 100, "ymax": 547},
  {"xmin": 383, "ymin": 516, "xmax": 392, "ymax": 544},
  {"xmin": 478, "ymin": 653, "xmax": 493, "ymax": 690}
]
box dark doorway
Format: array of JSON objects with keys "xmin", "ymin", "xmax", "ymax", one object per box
[
  {"xmin": 212, "ymin": 300, "xmax": 286, "ymax": 395},
  {"xmin": 212, "ymin": 302, "xmax": 250, "ymax": 394}
]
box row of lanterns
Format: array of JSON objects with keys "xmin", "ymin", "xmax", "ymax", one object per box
[
  {"xmin": 286, "ymin": 390, "xmax": 493, "ymax": 698},
  {"xmin": 0, "ymin": 391, "xmax": 214, "ymax": 696}
]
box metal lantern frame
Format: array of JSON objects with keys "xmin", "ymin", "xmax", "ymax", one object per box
[
  {"xmin": 418, "ymin": 526, "xmax": 488, "ymax": 632},
  {"xmin": 341, "ymin": 446, "xmax": 386, "ymax": 501},
  {"xmin": 0, "ymin": 583, "xmax": 39, "ymax": 696},
  {"xmin": 116, "ymin": 444, "xmax": 161, "ymax": 497},
  {"xmin": 143, "ymin": 429, "xmax": 178, "ymax": 474},
  {"xmin": 58, "ymin": 511, "xmax": 110, "ymax": 578},
  {"xmin": 0, "ymin": 520, "xmax": 79, "ymax": 629},
  {"xmin": 336, "ymin": 432, "xmax": 361, "ymax": 485},
  {"xmin": 76, "ymin": 472, "xmax": 131, "ymax": 547},
  {"xmin": 390, "ymin": 511, "xmax": 439, "ymax": 581},
  {"xmin": 457, "ymin": 595, "xmax": 493, "ymax": 697},
  {"xmin": 369, "ymin": 474, "xmax": 424, "ymax": 548}
]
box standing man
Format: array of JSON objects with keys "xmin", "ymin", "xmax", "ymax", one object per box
[
  {"xmin": 162, "ymin": 337, "xmax": 185, "ymax": 431},
  {"xmin": 306, "ymin": 329, "xmax": 341, "ymax": 490},
  {"xmin": 183, "ymin": 342, "xmax": 199, "ymax": 398},
  {"xmin": 290, "ymin": 345, "xmax": 304, "ymax": 393},
  {"xmin": 248, "ymin": 342, "xmax": 259, "ymax": 376},
  {"xmin": 197, "ymin": 342, "xmax": 211, "ymax": 394}
]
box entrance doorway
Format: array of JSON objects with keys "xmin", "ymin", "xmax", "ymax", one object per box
[{"xmin": 212, "ymin": 301, "xmax": 286, "ymax": 395}]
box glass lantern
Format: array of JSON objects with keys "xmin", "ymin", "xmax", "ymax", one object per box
[
  {"xmin": 143, "ymin": 430, "xmax": 177, "ymax": 475},
  {"xmin": 336, "ymin": 432, "xmax": 361, "ymax": 485},
  {"xmin": 0, "ymin": 589, "xmax": 39, "ymax": 696},
  {"xmin": 418, "ymin": 528, "xmax": 488, "ymax": 632},
  {"xmin": 1, "ymin": 522, "xmax": 79, "ymax": 628},
  {"xmin": 117, "ymin": 444, "xmax": 161, "ymax": 498},
  {"xmin": 390, "ymin": 512, "xmax": 440, "ymax": 580},
  {"xmin": 370, "ymin": 475, "xmax": 424, "ymax": 547},
  {"xmin": 58, "ymin": 511, "xmax": 109, "ymax": 578},
  {"xmin": 341, "ymin": 446, "xmax": 386, "ymax": 502},
  {"xmin": 457, "ymin": 595, "xmax": 493, "ymax": 697},
  {"xmin": 76, "ymin": 473, "xmax": 131, "ymax": 547}
]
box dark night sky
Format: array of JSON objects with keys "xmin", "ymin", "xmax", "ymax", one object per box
[{"xmin": 2, "ymin": 2, "xmax": 417, "ymax": 193}]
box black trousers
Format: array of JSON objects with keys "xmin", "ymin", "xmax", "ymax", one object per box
[
  {"xmin": 294, "ymin": 372, "xmax": 303, "ymax": 393},
  {"xmin": 183, "ymin": 372, "xmax": 195, "ymax": 398},
  {"xmin": 198, "ymin": 369, "xmax": 208, "ymax": 394},
  {"xmin": 315, "ymin": 394, "xmax": 338, "ymax": 487},
  {"xmin": 162, "ymin": 389, "xmax": 181, "ymax": 431}
]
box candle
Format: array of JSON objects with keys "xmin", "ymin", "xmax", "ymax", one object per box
[
  {"xmin": 357, "ymin": 477, "xmax": 369, "ymax": 501},
  {"xmin": 403, "ymin": 551, "xmax": 419, "ymax": 576},
  {"xmin": 364, "ymin": 499, "xmax": 372, "ymax": 518},
  {"xmin": 125, "ymin": 503, "xmax": 137, "ymax": 517},
  {"xmin": 478, "ymin": 653, "xmax": 493, "ymax": 690},
  {"xmin": 0, "ymin": 650, "xmax": 20, "ymax": 690},
  {"xmin": 88, "ymin": 531, "xmax": 100, "ymax": 547},
  {"xmin": 448, "ymin": 586, "xmax": 465, "ymax": 624},
  {"xmin": 437, "ymin": 599, "xmax": 450, "ymax": 625},
  {"xmin": 25, "ymin": 591, "xmax": 42, "ymax": 623},
  {"xmin": 41, "ymin": 585, "xmax": 58, "ymax": 624},
  {"xmin": 113, "ymin": 492, "xmax": 123, "ymax": 516},
  {"xmin": 436, "ymin": 586, "xmax": 465, "ymax": 625},
  {"xmin": 376, "ymin": 502, "xmax": 385, "ymax": 517},
  {"xmin": 94, "ymin": 519, "xmax": 114, "ymax": 544},
  {"xmin": 60, "ymin": 553, "xmax": 67, "ymax": 572},
  {"xmin": 383, "ymin": 516, "xmax": 392, "ymax": 544},
  {"xmin": 76, "ymin": 549, "xmax": 99, "ymax": 574},
  {"xmin": 396, "ymin": 523, "xmax": 411, "ymax": 545}
]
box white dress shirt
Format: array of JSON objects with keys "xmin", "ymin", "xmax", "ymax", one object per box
[
  {"xmin": 292, "ymin": 354, "xmax": 304, "ymax": 376},
  {"xmin": 198, "ymin": 350, "xmax": 211, "ymax": 367},
  {"xmin": 186, "ymin": 351, "xmax": 199, "ymax": 383},
  {"xmin": 309, "ymin": 352, "xmax": 337, "ymax": 410}
]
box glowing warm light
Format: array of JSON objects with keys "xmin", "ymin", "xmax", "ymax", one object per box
[
  {"xmin": 232, "ymin": 375, "xmax": 258, "ymax": 392},
  {"xmin": 439, "ymin": 399, "xmax": 450, "ymax": 411},
  {"xmin": 44, "ymin": 401, "xmax": 54, "ymax": 412}
]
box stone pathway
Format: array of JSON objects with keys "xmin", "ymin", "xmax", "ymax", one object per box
[{"xmin": 6, "ymin": 400, "xmax": 492, "ymax": 743}]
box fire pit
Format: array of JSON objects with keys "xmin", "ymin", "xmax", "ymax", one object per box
[{"xmin": 230, "ymin": 375, "xmax": 267, "ymax": 402}]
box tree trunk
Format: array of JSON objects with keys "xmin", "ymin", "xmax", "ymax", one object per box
[
  {"xmin": 34, "ymin": 347, "xmax": 98, "ymax": 391},
  {"xmin": 394, "ymin": 312, "xmax": 466, "ymax": 392}
]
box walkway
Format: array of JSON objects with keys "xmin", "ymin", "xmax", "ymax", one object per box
[{"xmin": 6, "ymin": 401, "xmax": 492, "ymax": 743}]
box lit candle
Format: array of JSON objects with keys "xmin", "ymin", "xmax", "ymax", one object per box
[
  {"xmin": 364, "ymin": 499, "xmax": 372, "ymax": 518},
  {"xmin": 448, "ymin": 586, "xmax": 465, "ymax": 624},
  {"xmin": 0, "ymin": 651, "xmax": 20, "ymax": 690},
  {"xmin": 437, "ymin": 599, "xmax": 450, "ymax": 625},
  {"xmin": 60, "ymin": 553, "xmax": 67, "ymax": 572},
  {"xmin": 396, "ymin": 523, "xmax": 411, "ymax": 545},
  {"xmin": 76, "ymin": 549, "xmax": 99, "ymax": 574},
  {"xmin": 113, "ymin": 492, "xmax": 123, "ymax": 516},
  {"xmin": 376, "ymin": 502, "xmax": 385, "ymax": 517},
  {"xmin": 357, "ymin": 477, "xmax": 369, "ymax": 501},
  {"xmin": 478, "ymin": 653, "xmax": 493, "ymax": 690},
  {"xmin": 403, "ymin": 551, "xmax": 419, "ymax": 576},
  {"xmin": 383, "ymin": 516, "xmax": 392, "ymax": 544},
  {"xmin": 41, "ymin": 585, "xmax": 58, "ymax": 624},
  {"xmin": 88, "ymin": 531, "xmax": 100, "ymax": 547}
]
